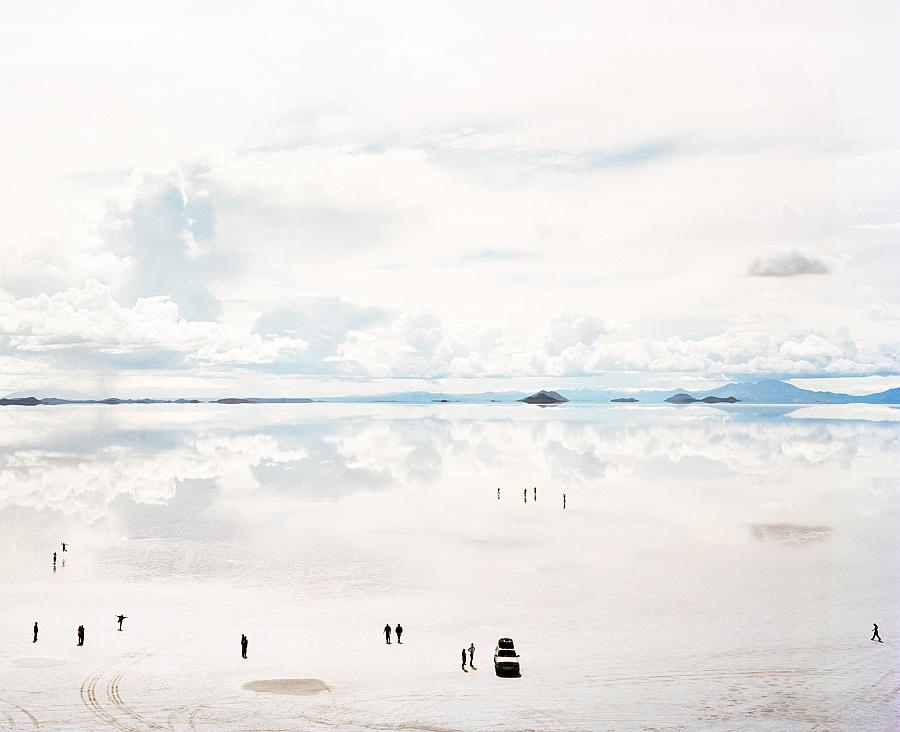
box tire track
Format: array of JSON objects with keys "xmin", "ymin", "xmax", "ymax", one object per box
[
  {"xmin": 80, "ymin": 668, "xmax": 141, "ymax": 732},
  {"xmin": 0, "ymin": 698, "xmax": 39, "ymax": 730},
  {"xmin": 108, "ymin": 671, "xmax": 168, "ymax": 731}
]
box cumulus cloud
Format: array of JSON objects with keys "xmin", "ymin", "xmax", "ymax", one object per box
[
  {"xmin": 101, "ymin": 168, "xmax": 222, "ymax": 320},
  {"xmin": 0, "ymin": 280, "xmax": 307, "ymax": 368},
  {"xmin": 747, "ymin": 247, "xmax": 836, "ymax": 277}
]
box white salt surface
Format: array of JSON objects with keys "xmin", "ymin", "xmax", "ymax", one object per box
[{"xmin": 0, "ymin": 403, "xmax": 898, "ymax": 730}]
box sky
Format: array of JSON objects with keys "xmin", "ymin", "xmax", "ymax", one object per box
[{"xmin": 1, "ymin": 0, "xmax": 899, "ymax": 398}]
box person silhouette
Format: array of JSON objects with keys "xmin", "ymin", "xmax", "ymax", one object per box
[
  {"xmin": 61, "ymin": 542, "xmax": 67, "ymax": 552},
  {"xmin": 533, "ymin": 486, "xmax": 537, "ymax": 501},
  {"xmin": 52, "ymin": 551, "xmax": 57, "ymax": 564},
  {"xmin": 33, "ymin": 622, "xmax": 38, "ymax": 643},
  {"xmin": 468, "ymin": 643, "xmax": 476, "ymax": 669},
  {"xmin": 497, "ymin": 487, "xmax": 500, "ymax": 501},
  {"xmin": 461, "ymin": 648, "xmax": 468, "ymax": 672},
  {"xmin": 395, "ymin": 624, "xmax": 403, "ymax": 643},
  {"xmin": 384, "ymin": 624, "xmax": 392, "ymax": 644},
  {"xmin": 563, "ymin": 493, "xmax": 566, "ymax": 509},
  {"xmin": 241, "ymin": 634, "xmax": 248, "ymax": 658},
  {"xmin": 77, "ymin": 625, "xmax": 85, "ymax": 646},
  {"xmin": 523, "ymin": 488, "xmax": 527, "ymax": 503},
  {"xmin": 872, "ymin": 623, "xmax": 883, "ymax": 643},
  {"xmin": 116, "ymin": 614, "xmax": 127, "ymax": 631}
]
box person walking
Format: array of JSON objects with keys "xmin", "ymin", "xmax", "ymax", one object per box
[
  {"xmin": 61, "ymin": 542, "xmax": 67, "ymax": 552},
  {"xmin": 872, "ymin": 623, "xmax": 883, "ymax": 643},
  {"xmin": 395, "ymin": 624, "xmax": 403, "ymax": 644},
  {"xmin": 384, "ymin": 624, "xmax": 392, "ymax": 644},
  {"xmin": 241, "ymin": 634, "xmax": 248, "ymax": 658},
  {"xmin": 468, "ymin": 643, "xmax": 476, "ymax": 669},
  {"xmin": 116, "ymin": 614, "xmax": 127, "ymax": 631},
  {"xmin": 461, "ymin": 648, "xmax": 468, "ymax": 672},
  {"xmin": 77, "ymin": 625, "xmax": 84, "ymax": 646},
  {"xmin": 33, "ymin": 621, "xmax": 38, "ymax": 643}
]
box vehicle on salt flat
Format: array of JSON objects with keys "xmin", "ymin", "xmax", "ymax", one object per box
[{"xmin": 494, "ymin": 637, "xmax": 521, "ymax": 677}]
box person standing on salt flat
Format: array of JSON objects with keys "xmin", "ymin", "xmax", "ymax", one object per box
[
  {"xmin": 395, "ymin": 623, "xmax": 403, "ymax": 643},
  {"xmin": 77, "ymin": 625, "xmax": 84, "ymax": 646},
  {"xmin": 116, "ymin": 614, "xmax": 127, "ymax": 631},
  {"xmin": 523, "ymin": 488, "xmax": 527, "ymax": 503},
  {"xmin": 33, "ymin": 621, "xmax": 38, "ymax": 643},
  {"xmin": 533, "ymin": 486, "xmax": 537, "ymax": 501},
  {"xmin": 497, "ymin": 487, "xmax": 500, "ymax": 500},
  {"xmin": 872, "ymin": 623, "xmax": 883, "ymax": 642},
  {"xmin": 52, "ymin": 551, "xmax": 57, "ymax": 564},
  {"xmin": 563, "ymin": 493, "xmax": 566, "ymax": 509},
  {"xmin": 468, "ymin": 643, "xmax": 476, "ymax": 669},
  {"xmin": 241, "ymin": 634, "xmax": 248, "ymax": 658},
  {"xmin": 61, "ymin": 542, "xmax": 67, "ymax": 552},
  {"xmin": 384, "ymin": 624, "xmax": 392, "ymax": 644},
  {"xmin": 461, "ymin": 648, "xmax": 467, "ymax": 672}
]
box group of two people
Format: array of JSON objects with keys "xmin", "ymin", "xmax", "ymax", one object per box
[
  {"xmin": 461, "ymin": 643, "xmax": 476, "ymax": 671},
  {"xmin": 383, "ymin": 623, "xmax": 403, "ymax": 643}
]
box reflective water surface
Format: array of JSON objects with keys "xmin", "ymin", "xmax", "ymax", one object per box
[{"xmin": 1, "ymin": 403, "xmax": 898, "ymax": 730}]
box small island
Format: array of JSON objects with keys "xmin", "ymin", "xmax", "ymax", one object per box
[
  {"xmin": 519, "ymin": 390, "xmax": 569, "ymax": 405},
  {"xmin": 611, "ymin": 397, "xmax": 639, "ymax": 403}
]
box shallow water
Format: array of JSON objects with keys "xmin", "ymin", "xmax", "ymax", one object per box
[{"xmin": 0, "ymin": 403, "xmax": 898, "ymax": 730}]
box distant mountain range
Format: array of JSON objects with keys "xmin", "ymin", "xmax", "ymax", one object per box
[{"xmin": 2, "ymin": 380, "xmax": 899, "ymax": 406}]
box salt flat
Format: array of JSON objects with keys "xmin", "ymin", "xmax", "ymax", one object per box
[{"xmin": 0, "ymin": 403, "xmax": 898, "ymax": 731}]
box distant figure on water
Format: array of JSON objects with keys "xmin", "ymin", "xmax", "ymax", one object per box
[
  {"xmin": 61, "ymin": 542, "xmax": 67, "ymax": 552},
  {"xmin": 116, "ymin": 614, "xmax": 127, "ymax": 631},
  {"xmin": 523, "ymin": 488, "xmax": 527, "ymax": 503},
  {"xmin": 497, "ymin": 487, "xmax": 500, "ymax": 501},
  {"xmin": 77, "ymin": 625, "xmax": 84, "ymax": 646},
  {"xmin": 468, "ymin": 643, "xmax": 476, "ymax": 669},
  {"xmin": 241, "ymin": 633, "xmax": 248, "ymax": 658},
  {"xmin": 461, "ymin": 648, "xmax": 467, "ymax": 672},
  {"xmin": 872, "ymin": 623, "xmax": 883, "ymax": 643},
  {"xmin": 395, "ymin": 624, "xmax": 403, "ymax": 643},
  {"xmin": 533, "ymin": 486, "xmax": 537, "ymax": 501},
  {"xmin": 384, "ymin": 624, "xmax": 392, "ymax": 644},
  {"xmin": 33, "ymin": 621, "xmax": 38, "ymax": 643},
  {"xmin": 52, "ymin": 551, "xmax": 57, "ymax": 564},
  {"xmin": 563, "ymin": 493, "xmax": 566, "ymax": 509}
]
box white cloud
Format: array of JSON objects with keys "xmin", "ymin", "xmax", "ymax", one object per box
[
  {"xmin": 0, "ymin": 2, "xmax": 898, "ymax": 391},
  {"xmin": 747, "ymin": 247, "xmax": 836, "ymax": 277}
]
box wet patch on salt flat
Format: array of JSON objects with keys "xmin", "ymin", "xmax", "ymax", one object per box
[
  {"xmin": 242, "ymin": 678, "xmax": 330, "ymax": 696},
  {"xmin": 751, "ymin": 523, "xmax": 832, "ymax": 544},
  {"xmin": 12, "ymin": 658, "xmax": 66, "ymax": 668}
]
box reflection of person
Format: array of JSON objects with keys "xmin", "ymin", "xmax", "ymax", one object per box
[
  {"xmin": 461, "ymin": 648, "xmax": 467, "ymax": 672},
  {"xmin": 395, "ymin": 624, "xmax": 403, "ymax": 643},
  {"xmin": 468, "ymin": 643, "xmax": 476, "ymax": 669},
  {"xmin": 33, "ymin": 622, "xmax": 38, "ymax": 643},
  {"xmin": 241, "ymin": 634, "xmax": 248, "ymax": 658},
  {"xmin": 384, "ymin": 624, "xmax": 392, "ymax": 644},
  {"xmin": 77, "ymin": 625, "xmax": 85, "ymax": 646},
  {"xmin": 872, "ymin": 623, "xmax": 883, "ymax": 643},
  {"xmin": 116, "ymin": 614, "xmax": 127, "ymax": 631}
]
